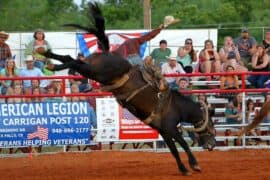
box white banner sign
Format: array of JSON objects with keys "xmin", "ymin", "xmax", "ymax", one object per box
[{"xmin": 96, "ymin": 98, "xmax": 119, "ymax": 142}]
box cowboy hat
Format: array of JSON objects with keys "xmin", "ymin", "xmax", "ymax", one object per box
[
  {"xmin": 166, "ymin": 52, "xmax": 178, "ymax": 60},
  {"xmin": 0, "ymin": 31, "xmax": 9, "ymax": 41},
  {"xmin": 24, "ymin": 55, "xmax": 34, "ymax": 62},
  {"xmin": 164, "ymin": 16, "xmax": 180, "ymax": 28}
]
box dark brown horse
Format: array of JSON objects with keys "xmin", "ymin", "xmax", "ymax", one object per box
[{"xmin": 41, "ymin": 3, "xmax": 216, "ymax": 175}]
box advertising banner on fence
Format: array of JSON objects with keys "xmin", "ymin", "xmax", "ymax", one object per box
[
  {"xmin": 96, "ymin": 98, "xmax": 158, "ymax": 141},
  {"xmin": 96, "ymin": 98, "xmax": 119, "ymax": 142},
  {"xmin": 0, "ymin": 102, "xmax": 92, "ymax": 148},
  {"xmin": 119, "ymin": 108, "xmax": 158, "ymax": 140}
]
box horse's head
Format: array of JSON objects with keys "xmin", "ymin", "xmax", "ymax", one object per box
[
  {"xmin": 197, "ymin": 102, "xmax": 216, "ymax": 151},
  {"xmin": 187, "ymin": 101, "xmax": 216, "ymax": 151}
]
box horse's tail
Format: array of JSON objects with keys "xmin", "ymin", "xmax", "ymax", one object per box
[
  {"xmin": 64, "ymin": 2, "xmax": 109, "ymax": 52},
  {"xmin": 238, "ymin": 101, "xmax": 270, "ymax": 137}
]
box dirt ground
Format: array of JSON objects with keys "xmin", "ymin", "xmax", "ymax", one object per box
[{"xmin": 0, "ymin": 149, "xmax": 270, "ymax": 180}]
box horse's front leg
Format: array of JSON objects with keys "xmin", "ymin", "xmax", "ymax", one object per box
[
  {"xmin": 169, "ymin": 128, "xmax": 201, "ymax": 172},
  {"xmin": 159, "ymin": 131, "xmax": 190, "ymax": 175}
]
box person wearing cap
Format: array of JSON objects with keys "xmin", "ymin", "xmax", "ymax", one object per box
[
  {"xmin": 25, "ymin": 29, "xmax": 52, "ymax": 70},
  {"xmin": 150, "ymin": 39, "xmax": 171, "ymax": 67},
  {"xmin": 0, "ymin": 31, "xmax": 12, "ymax": 71},
  {"xmin": 161, "ymin": 52, "xmax": 186, "ymax": 90},
  {"xmin": 19, "ymin": 55, "xmax": 48, "ymax": 92},
  {"xmin": 233, "ymin": 27, "xmax": 257, "ymax": 67},
  {"xmin": 262, "ymin": 28, "xmax": 270, "ymax": 55}
]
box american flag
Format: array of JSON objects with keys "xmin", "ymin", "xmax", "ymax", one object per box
[
  {"xmin": 77, "ymin": 32, "xmax": 147, "ymax": 57},
  {"xmin": 27, "ymin": 126, "xmax": 48, "ymax": 140},
  {"xmin": 122, "ymin": 108, "xmax": 137, "ymax": 120}
]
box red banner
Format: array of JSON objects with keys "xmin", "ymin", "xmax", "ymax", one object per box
[{"xmin": 119, "ymin": 107, "xmax": 158, "ymax": 140}]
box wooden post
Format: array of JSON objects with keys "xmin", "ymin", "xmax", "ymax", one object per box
[{"xmin": 143, "ymin": 0, "xmax": 151, "ymax": 29}]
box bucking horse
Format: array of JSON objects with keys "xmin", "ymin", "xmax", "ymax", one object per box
[{"xmin": 39, "ymin": 3, "xmax": 216, "ymax": 175}]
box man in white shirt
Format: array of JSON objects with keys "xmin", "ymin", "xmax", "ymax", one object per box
[{"xmin": 161, "ymin": 53, "xmax": 186, "ymax": 89}]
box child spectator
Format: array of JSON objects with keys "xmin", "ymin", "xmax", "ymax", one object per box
[
  {"xmin": 0, "ymin": 58, "xmax": 20, "ymax": 95},
  {"xmin": 234, "ymin": 27, "xmax": 257, "ymax": 67},
  {"xmin": 151, "ymin": 39, "xmax": 171, "ymax": 67},
  {"xmin": 219, "ymin": 36, "xmax": 247, "ymax": 73},
  {"xmin": 198, "ymin": 39, "xmax": 221, "ymax": 80},
  {"xmin": 0, "ymin": 31, "xmax": 12, "ymax": 71},
  {"xmin": 248, "ymin": 45, "xmax": 270, "ymax": 88},
  {"xmin": 25, "ymin": 29, "xmax": 52, "ymax": 70}
]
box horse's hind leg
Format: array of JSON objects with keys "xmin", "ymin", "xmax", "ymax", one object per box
[
  {"xmin": 44, "ymin": 51, "xmax": 75, "ymax": 63},
  {"xmin": 50, "ymin": 60, "xmax": 77, "ymax": 71},
  {"xmin": 159, "ymin": 132, "xmax": 190, "ymax": 175},
  {"xmin": 169, "ymin": 128, "xmax": 201, "ymax": 172}
]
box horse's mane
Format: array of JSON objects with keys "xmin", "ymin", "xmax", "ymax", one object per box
[{"xmin": 64, "ymin": 2, "xmax": 109, "ymax": 52}]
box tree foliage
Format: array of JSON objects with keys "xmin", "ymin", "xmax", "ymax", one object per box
[{"xmin": 1, "ymin": 0, "xmax": 270, "ymax": 45}]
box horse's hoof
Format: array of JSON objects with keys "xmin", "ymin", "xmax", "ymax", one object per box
[
  {"xmin": 182, "ymin": 171, "xmax": 192, "ymax": 176},
  {"xmin": 191, "ymin": 165, "xmax": 202, "ymax": 172}
]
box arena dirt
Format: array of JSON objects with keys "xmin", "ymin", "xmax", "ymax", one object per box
[{"xmin": 0, "ymin": 149, "xmax": 269, "ymax": 179}]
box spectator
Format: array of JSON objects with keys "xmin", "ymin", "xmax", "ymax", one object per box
[
  {"xmin": 25, "ymin": 29, "xmax": 52, "ymax": 70},
  {"xmin": 245, "ymin": 99, "xmax": 260, "ymax": 144},
  {"xmin": 113, "ymin": 24, "xmax": 165, "ymax": 66},
  {"xmin": 143, "ymin": 55, "xmax": 154, "ymax": 67},
  {"xmin": 178, "ymin": 78, "xmax": 198, "ymax": 146},
  {"xmin": 262, "ymin": 28, "xmax": 270, "ymax": 56},
  {"xmin": 220, "ymin": 65, "xmax": 239, "ymax": 90},
  {"xmin": 248, "ymin": 45, "xmax": 270, "ymax": 88},
  {"xmin": 0, "ymin": 58, "xmax": 20, "ymax": 95},
  {"xmin": 198, "ymin": 93, "xmax": 215, "ymax": 118},
  {"xmin": 65, "ymin": 83, "xmax": 86, "ymax": 152},
  {"xmin": 51, "ymin": 79, "xmax": 63, "ymax": 95},
  {"xmin": 198, "ymin": 39, "xmax": 221, "ymax": 80},
  {"xmin": 183, "ymin": 38, "xmax": 197, "ymax": 64},
  {"xmin": 176, "ymin": 47, "xmax": 193, "ymax": 73},
  {"xmin": 31, "ymin": 86, "xmax": 44, "ymax": 102},
  {"xmin": 219, "ymin": 36, "xmax": 247, "ymax": 73},
  {"xmin": 225, "ymin": 100, "xmax": 241, "ymax": 124},
  {"xmin": 44, "ymin": 85, "xmax": 62, "ymax": 102},
  {"xmin": 0, "ymin": 31, "xmax": 12, "ymax": 71},
  {"xmin": 234, "ymin": 27, "xmax": 257, "ymax": 67},
  {"xmin": 68, "ymin": 53, "xmax": 92, "ymax": 92},
  {"xmin": 19, "ymin": 55, "xmax": 48, "ymax": 93},
  {"xmin": 151, "ymin": 39, "xmax": 171, "ymax": 67},
  {"xmin": 66, "ymin": 84, "xmax": 86, "ymax": 102},
  {"xmin": 219, "ymin": 65, "xmax": 239, "ymax": 102},
  {"xmin": 161, "ymin": 53, "xmax": 185, "ymax": 90},
  {"xmin": 224, "ymin": 100, "xmax": 241, "ymax": 146},
  {"xmin": 7, "ymin": 84, "xmax": 25, "ymax": 103}
]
